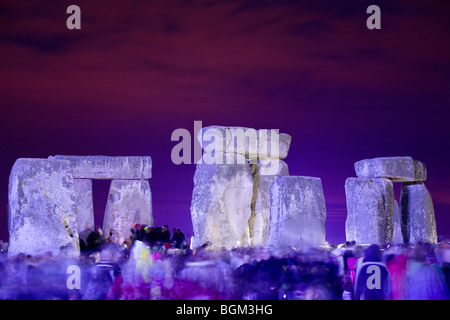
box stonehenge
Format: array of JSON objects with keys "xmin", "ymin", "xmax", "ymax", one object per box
[
  {"xmin": 7, "ymin": 155, "xmax": 153, "ymax": 257},
  {"xmin": 6, "ymin": 133, "xmax": 439, "ymax": 256},
  {"xmin": 345, "ymin": 156, "xmax": 437, "ymax": 245},
  {"xmin": 191, "ymin": 125, "xmax": 327, "ymax": 250}
]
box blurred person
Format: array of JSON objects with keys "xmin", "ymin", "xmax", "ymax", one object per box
[
  {"xmin": 178, "ymin": 253, "xmax": 223, "ymax": 299},
  {"xmin": 404, "ymin": 242, "xmax": 449, "ymax": 300},
  {"xmin": 148, "ymin": 256, "xmax": 165, "ymax": 300},
  {"xmin": 86, "ymin": 226, "xmax": 106, "ymax": 252},
  {"xmin": 253, "ymin": 249, "xmax": 283, "ymax": 300},
  {"xmin": 439, "ymin": 244, "xmax": 450, "ymax": 292},
  {"xmin": 172, "ymin": 228, "xmax": 186, "ymax": 249},
  {"xmin": 233, "ymin": 254, "xmax": 256, "ymax": 299},
  {"xmin": 160, "ymin": 225, "xmax": 171, "ymax": 244},
  {"xmin": 342, "ymin": 257, "xmax": 357, "ymax": 300},
  {"xmin": 1, "ymin": 254, "xmax": 28, "ymax": 299},
  {"xmin": 353, "ymin": 244, "xmax": 392, "ymax": 300},
  {"xmin": 25, "ymin": 263, "xmax": 48, "ymax": 300},
  {"xmin": 130, "ymin": 227, "xmax": 138, "ymax": 244},
  {"xmin": 82, "ymin": 249, "xmax": 123, "ymax": 300},
  {"xmin": 160, "ymin": 254, "xmax": 176, "ymax": 299},
  {"xmin": 134, "ymin": 246, "xmax": 153, "ymax": 299},
  {"xmin": 386, "ymin": 252, "xmax": 408, "ymax": 300},
  {"xmin": 79, "ymin": 224, "xmax": 94, "ymax": 253}
]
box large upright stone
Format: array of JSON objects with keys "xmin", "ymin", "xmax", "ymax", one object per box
[
  {"xmin": 249, "ymin": 159, "xmax": 289, "ymax": 247},
  {"xmin": 73, "ymin": 179, "xmax": 94, "ymax": 233},
  {"xmin": 267, "ymin": 176, "xmax": 327, "ymax": 249},
  {"xmin": 190, "ymin": 153, "xmax": 254, "ymax": 250},
  {"xmin": 354, "ymin": 156, "xmax": 426, "ymax": 182},
  {"xmin": 345, "ymin": 177, "xmax": 394, "ymax": 245},
  {"xmin": 392, "ymin": 200, "xmax": 403, "ymax": 244},
  {"xmin": 8, "ymin": 158, "xmax": 79, "ymax": 257},
  {"xmin": 103, "ymin": 180, "xmax": 153, "ymax": 241},
  {"xmin": 52, "ymin": 155, "xmax": 152, "ymax": 179},
  {"xmin": 399, "ymin": 182, "xmax": 437, "ymax": 244}
]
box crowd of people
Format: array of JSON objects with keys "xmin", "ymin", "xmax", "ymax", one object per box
[
  {"xmin": 0, "ymin": 226, "xmax": 449, "ymax": 300},
  {"xmin": 78, "ymin": 224, "xmax": 188, "ymax": 256}
]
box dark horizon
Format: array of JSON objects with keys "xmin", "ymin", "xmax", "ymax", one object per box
[{"xmin": 1, "ymin": 0, "xmax": 449, "ymax": 245}]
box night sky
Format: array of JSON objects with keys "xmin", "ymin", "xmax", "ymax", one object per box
[{"xmin": 1, "ymin": 0, "xmax": 449, "ymax": 245}]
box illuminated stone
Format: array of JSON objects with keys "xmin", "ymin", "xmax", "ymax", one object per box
[
  {"xmin": 250, "ymin": 159, "xmax": 289, "ymax": 247},
  {"xmin": 399, "ymin": 182, "xmax": 437, "ymax": 244},
  {"xmin": 354, "ymin": 156, "xmax": 426, "ymax": 182},
  {"xmin": 345, "ymin": 177, "xmax": 394, "ymax": 245},
  {"xmin": 103, "ymin": 179, "xmax": 153, "ymax": 240},
  {"xmin": 52, "ymin": 155, "xmax": 152, "ymax": 179},
  {"xmin": 73, "ymin": 179, "xmax": 94, "ymax": 232},
  {"xmin": 8, "ymin": 158, "xmax": 79, "ymax": 257},
  {"xmin": 267, "ymin": 176, "xmax": 327, "ymax": 249},
  {"xmin": 190, "ymin": 153, "xmax": 253, "ymax": 249},
  {"xmin": 392, "ymin": 200, "xmax": 403, "ymax": 244},
  {"xmin": 197, "ymin": 126, "xmax": 291, "ymax": 160}
]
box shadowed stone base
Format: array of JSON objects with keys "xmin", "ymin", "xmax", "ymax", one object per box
[{"xmin": 400, "ymin": 182, "xmax": 437, "ymax": 244}]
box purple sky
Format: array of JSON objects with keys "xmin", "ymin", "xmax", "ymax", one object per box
[{"xmin": 1, "ymin": 0, "xmax": 449, "ymax": 244}]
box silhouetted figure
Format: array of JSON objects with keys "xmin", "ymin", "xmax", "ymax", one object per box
[
  {"xmin": 354, "ymin": 244, "xmax": 392, "ymax": 300},
  {"xmin": 160, "ymin": 225, "xmax": 171, "ymax": 244},
  {"xmin": 82, "ymin": 249, "xmax": 123, "ymax": 300},
  {"xmin": 172, "ymin": 228, "xmax": 186, "ymax": 249},
  {"xmin": 86, "ymin": 226, "xmax": 106, "ymax": 252}
]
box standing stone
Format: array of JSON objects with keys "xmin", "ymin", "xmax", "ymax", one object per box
[
  {"xmin": 190, "ymin": 153, "xmax": 254, "ymax": 250},
  {"xmin": 354, "ymin": 156, "xmax": 426, "ymax": 182},
  {"xmin": 345, "ymin": 177, "xmax": 394, "ymax": 245},
  {"xmin": 103, "ymin": 180, "xmax": 153, "ymax": 241},
  {"xmin": 399, "ymin": 182, "xmax": 437, "ymax": 244},
  {"xmin": 392, "ymin": 200, "xmax": 403, "ymax": 244},
  {"xmin": 8, "ymin": 158, "xmax": 79, "ymax": 257},
  {"xmin": 267, "ymin": 176, "xmax": 327, "ymax": 249},
  {"xmin": 73, "ymin": 179, "xmax": 94, "ymax": 233},
  {"xmin": 250, "ymin": 159, "xmax": 289, "ymax": 247},
  {"xmin": 52, "ymin": 155, "xmax": 152, "ymax": 179}
]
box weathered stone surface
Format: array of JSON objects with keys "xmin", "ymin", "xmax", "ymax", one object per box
[
  {"xmin": 399, "ymin": 182, "xmax": 437, "ymax": 244},
  {"xmin": 345, "ymin": 177, "xmax": 394, "ymax": 245},
  {"xmin": 52, "ymin": 155, "xmax": 152, "ymax": 179},
  {"xmin": 8, "ymin": 158, "xmax": 79, "ymax": 257},
  {"xmin": 226, "ymin": 128, "xmax": 292, "ymax": 160},
  {"xmin": 267, "ymin": 176, "xmax": 327, "ymax": 249},
  {"xmin": 103, "ymin": 179, "xmax": 153, "ymax": 241},
  {"xmin": 392, "ymin": 200, "xmax": 403, "ymax": 244},
  {"xmin": 190, "ymin": 153, "xmax": 254, "ymax": 250},
  {"xmin": 354, "ymin": 156, "xmax": 426, "ymax": 182},
  {"xmin": 73, "ymin": 179, "xmax": 94, "ymax": 233},
  {"xmin": 249, "ymin": 159, "xmax": 289, "ymax": 247},
  {"xmin": 197, "ymin": 126, "xmax": 232, "ymax": 155},
  {"xmin": 197, "ymin": 126, "xmax": 291, "ymax": 160}
]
